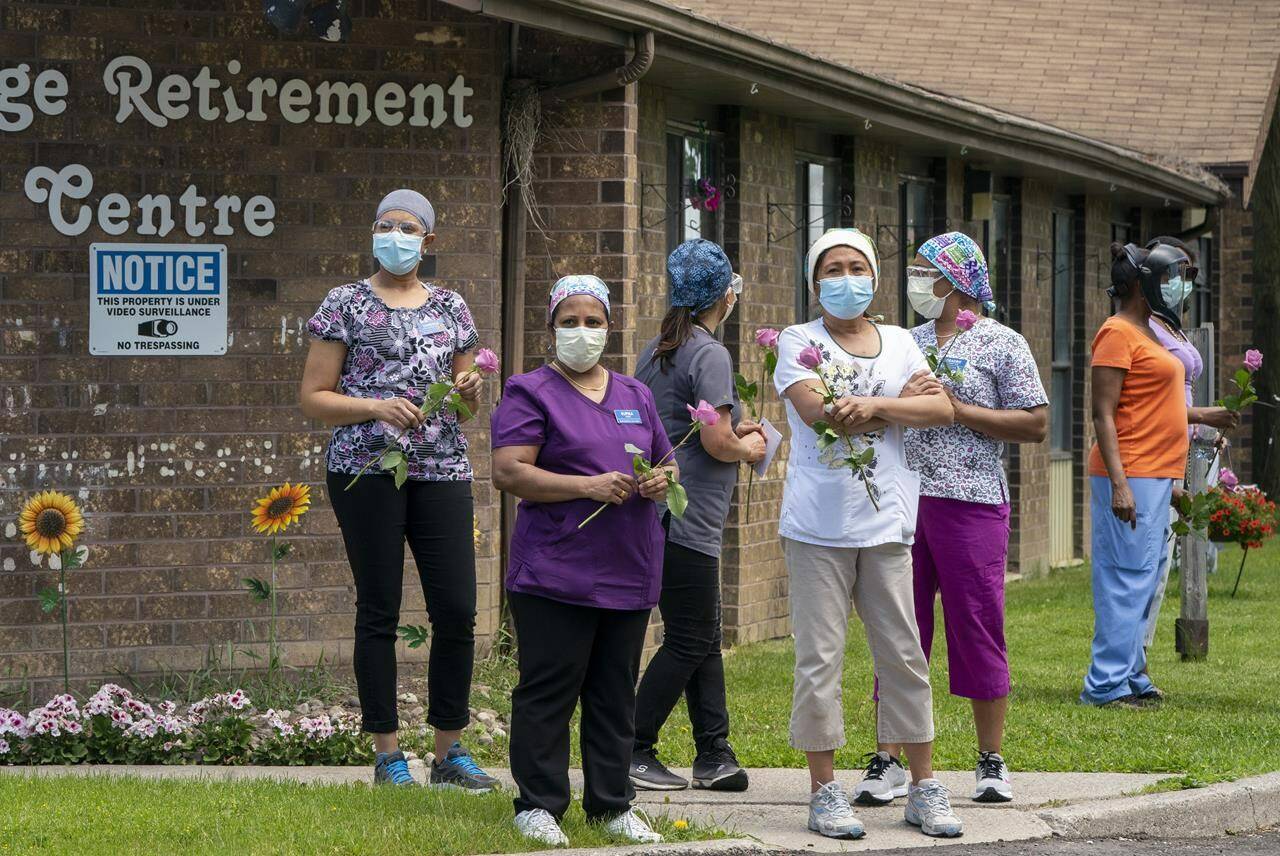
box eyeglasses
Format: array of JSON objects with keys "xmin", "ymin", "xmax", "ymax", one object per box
[
  {"xmin": 372, "ymin": 219, "xmax": 427, "ymax": 237},
  {"xmin": 729, "ymin": 273, "xmax": 743, "ymax": 295},
  {"xmin": 906, "ymin": 266, "xmax": 944, "ymax": 281}
]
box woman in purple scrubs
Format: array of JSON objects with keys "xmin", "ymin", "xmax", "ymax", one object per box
[{"xmin": 492, "ymin": 275, "xmax": 675, "ymax": 848}]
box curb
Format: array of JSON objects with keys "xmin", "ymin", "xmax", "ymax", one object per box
[
  {"xmin": 477, "ymin": 840, "xmax": 771, "ymax": 856},
  {"xmin": 1038, "ymin": 772, "xmax": 1280, "ymax": 839}
]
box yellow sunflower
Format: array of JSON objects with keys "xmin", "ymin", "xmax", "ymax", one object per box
[
  {"xmin": 250, "ymin": 482, "xmax": 311, "ymax": 535},
  {"xmin": 18, "ymin": 491, "xmax": 85, "ymax": 556}
]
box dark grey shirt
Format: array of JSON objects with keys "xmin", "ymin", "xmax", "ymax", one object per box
[{"xmin": 635, "ymin": 326, "xmax": 740, "ymax": 558}]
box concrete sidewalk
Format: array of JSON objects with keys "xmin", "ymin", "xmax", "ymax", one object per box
[{"xmin": 1, "ymin": 764, "xmax": 1166, "ymax": 851}]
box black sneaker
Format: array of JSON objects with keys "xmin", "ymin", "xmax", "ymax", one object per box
[
  {"xmin": 692, "ymin": 738, "xmax": 749, "ymax": 791},
  {"xmin": 1135, "ymin": 687, "xmax": 1165, "ymax": 706},
  {"xmin": 430, "ymin": 742, "xmax": 500, "ymax": 793},
  {"xmin": 630, "ymin": 748, "xmax": 689, "ymax": 791},
  {"xmin": 1099, "ymin": 694, "xmax": 1143, "ymax": 709}
]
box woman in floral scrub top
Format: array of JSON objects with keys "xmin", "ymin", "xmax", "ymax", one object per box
[
  {"xmin": 901, "ymin": 232, "xmax": 1048, "ymax": 805},
  {"xmin": 300, "ymin": 189, "xmax": 497, "ymax": 792}
]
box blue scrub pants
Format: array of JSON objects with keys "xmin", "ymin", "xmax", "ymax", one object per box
[{"xmin": 1082, "ymin": 475, "xmax": 1172, "ymax": 704}]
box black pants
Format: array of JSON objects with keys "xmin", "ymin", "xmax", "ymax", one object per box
[
  {"xmin": 326, "ymin": 471, "xmax": 476, "ymax": 734},
  {"xmin": 508, "ymin": 590, "xmax": 650, "ymax": 821},
  {"xmin": 632, "ymin": 538, "xmax": 731, "ymax": 757}
]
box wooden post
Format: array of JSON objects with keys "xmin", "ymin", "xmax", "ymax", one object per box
[{"xmin": 1176, "ymin": 432, "xmax": 1215, "ymax": 659}]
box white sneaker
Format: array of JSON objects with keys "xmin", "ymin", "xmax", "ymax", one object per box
[
  {"xmin": 852, "ymin": 750, "xmax": 909, "ymax": 805},
  {"xmin": 514, "ymin": 809, "xmax": 569, "ymax": 848},
  {"xmin": 905, "ymin": 778, "xmax": 964, "ymax": 838},
  {"xmin": 973, "ymin": 751, "xmax": 1013, "ymax": 803},
  {"xmin": 604, "ymin": 808, "xmax": 663, "ymax": 844},
  {"xmin": 807, "ymin": 781, "xmax": 866, "ymax": 840}
]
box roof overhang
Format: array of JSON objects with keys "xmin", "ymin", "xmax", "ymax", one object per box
[{"xmin": 443, "ymin": 0, "xmax": 1228, "ymax": 207}]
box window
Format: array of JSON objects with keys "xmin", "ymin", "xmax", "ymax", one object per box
[
  {"xmin": 1051, "ymin": 211, "xmax": 1074, "ymax": 453},
  {"xmin": 794, "ymin": 157, "xmax": 840, "ymax": 320},
  {"xmin": 986, "ymin": 194, "xmax": 1012, "ymax": 322},
  {"xmin": 666, "ymin": 130, "xmax": 721, "ymax": 253},
  {"xmin": 1187, "ymin": 236, "xmax": 1213, "ymax": 329},
  {"xmin": 898, "ymin": 179, "xmax": 934, "ymax": 325}
]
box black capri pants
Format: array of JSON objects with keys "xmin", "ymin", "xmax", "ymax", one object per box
[{"xmin": 326, "ymin": 471, "xmax": 476, "ymax": 734}]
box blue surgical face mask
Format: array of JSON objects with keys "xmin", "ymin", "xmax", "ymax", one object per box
[
  {"xmin": 373, "ymin": 231, "xmax": 424, "ymax": 275},
  {"xmin": 818, "ymin": 274, "xmax": 875, "ymax": 320},
  {"xmin": 1161, "ymin": 276, "xmax": 1193, "ymax": 311}
]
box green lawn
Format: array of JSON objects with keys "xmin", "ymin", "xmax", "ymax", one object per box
[
  {"xmin": 439, "ymin": 543, "xmax": 1280, "ymax": 784},
  {"xmin": 0, "ymin": 775, "xmax": 718, "ymax": 855},
  {"xmin": 642, "ymin": 540, "xmax": 1279, "ymax": 782}
]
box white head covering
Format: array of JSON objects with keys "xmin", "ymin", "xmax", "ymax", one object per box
[{"xmin": 806, "ymin": 228, "xmax": 880, "ymax": 288}]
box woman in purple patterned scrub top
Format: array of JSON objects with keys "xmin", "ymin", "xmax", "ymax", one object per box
[
  {"xmin": 900, "ymin": 232, "xmax": 1048, "ymax": 805},
  {"xmin": 492, "ymin": 275, "xmax": 674, "ymax": 848},
  {"xmin": 300, "ymin": 189, "xmax": 498, "ymax": 792}
]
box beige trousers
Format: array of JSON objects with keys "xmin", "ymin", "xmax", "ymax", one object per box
[{"xmin": 784, "ymin": 537, "xmax": 934, "ymax": 750}]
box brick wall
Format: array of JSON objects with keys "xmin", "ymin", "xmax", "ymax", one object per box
[
  {"xmin": 1076, "ymin": 193, "xmax": 1114, "ymax": 554},
  {"xmin": 1009, "ymin": 179, "xmax": 1053, "ymax": 575},
  {"xmin": 852, "ymin": 138, "xmax": 901, "ymax": 323},
  {"xmin": 1217, "ymin": 190, "xmax": 1256, "ymax": 481},
  {"xmin": 719, "ymin": 106, "xmax": 794, "ymax": 645},
  {"xmin": 0, "ymin": 0, "xmax": 507, "ymax": 700},
  {"xmin": 514, "ymin": 28, "xmax": 637, "ymax": 372}
]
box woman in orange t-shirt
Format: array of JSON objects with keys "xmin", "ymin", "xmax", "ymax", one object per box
[{"xmin": 1081, "ymin": 241, "xmax": 1194, "ymax": 707}]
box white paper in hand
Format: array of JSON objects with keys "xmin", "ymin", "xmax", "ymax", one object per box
[{"xmin": 754, "ymin": 417, "xmax": 784, "ymax": 477}]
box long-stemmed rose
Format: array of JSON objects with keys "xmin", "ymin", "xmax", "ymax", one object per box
[
  {"xmin": 578, "ymin": 400, "xmax": 719, "ymax": 529},
  {"xmin": 347, "ymin": 347, "xmax": 500, "ymax": 490},
  {"xmin": 798, "ymin": 346, "xmax": 881, "ymax": 512},
  {"xmin": 1203, "ymin": 348, "xmax": 1263, "ymax": 477},
  {"xmin": 923, "ymin": 308, "xmax": 978, "ymax": 384},
  {"xmin": 735, "ymin": 328, "xmax": 780, "ymax": 523}
]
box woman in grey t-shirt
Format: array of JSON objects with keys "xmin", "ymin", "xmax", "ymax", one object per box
[{"xmin": 630, "ymin": 239, "xmax": 765, "ymax": 792}]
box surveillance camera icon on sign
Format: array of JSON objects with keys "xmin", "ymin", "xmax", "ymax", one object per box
[{"xmin": 138, "ymin": 319, "xmax": 179, "ymax": 338}]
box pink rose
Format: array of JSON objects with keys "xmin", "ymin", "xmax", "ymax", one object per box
[
  {"xmin": 1244, "ymin": 349, "xmax": 1263, "ymax": 371},
  {"xmin": 755, "ymin": 328, "xmax": 780, "ymax": 350},
  {"xmin": 686, "ymin": 400, "xmax": 721, "ymax": 427},
  {"xmin": 955, "ymin": 309, "xmax": 979, "ymax": 332},
  {"xmin": 1219, "ymin": 467, "xmax": 1239, "ymax": 490},
  {"xmin": 797, "ymin": 345, "xmax": 824, "ymax": 371},
  {"xmin": 475, "ymin": 347, "xmax": 500, "ymax": 375}
]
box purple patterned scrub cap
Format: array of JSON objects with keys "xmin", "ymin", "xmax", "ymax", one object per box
[
  {"xmin": 917, "ymin": 231, "xmax": 992, "ymax": 301},
  {"xmin": 548, "ymin": 274, "xmax": 611, "ymax": 321}
]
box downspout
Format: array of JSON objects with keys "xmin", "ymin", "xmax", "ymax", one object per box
[
  {"xmin": 498, "ymin": 22, "xmax": 527, "ymax": 651},
  {"xmin": 542, "ymin": 30, "xmax": 654, "ymax": 100}
]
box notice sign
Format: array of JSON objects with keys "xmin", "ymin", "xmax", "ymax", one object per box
[{"xmin": 89, "ymin": 243, "xmax": 227, "ymax": 355}]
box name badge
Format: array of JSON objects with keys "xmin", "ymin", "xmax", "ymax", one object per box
[
  {"xmin": 614, "ymin": 409, "xmax": 642, "ymax": 424},
  {"xmin": 941, "ymin": 356, "xmax": 967, "ymax": 373},
  {"xmin": 417, "ymin": 319, "xmax": 447, "ymax": 335}
]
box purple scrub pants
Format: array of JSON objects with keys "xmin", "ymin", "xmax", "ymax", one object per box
[{"xmin": 912, "ymin": 495, "xmax": 1012, "ymax": 700}]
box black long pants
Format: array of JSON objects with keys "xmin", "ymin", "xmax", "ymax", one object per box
[
  {"xmin": 508, "ymin": 590, "xmax": 650, "ymax": 821},
  {"xmin": 632, "ymin": 538, "xmax": 731, "ymax": 757},
  {"xmin": 326, "ymin": 471, "xmax": 476, "ymax": 734}
]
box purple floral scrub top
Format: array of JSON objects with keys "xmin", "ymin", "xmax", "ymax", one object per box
[
  {"xmin": 306, "ymin": 279, "xmax": 480, "ymax": 481},
  {"xmin": 491, "ymin": 366, "xmax": 673, "ymax": 610},
  {"xmin": 905, "ymin": 318, "xmax": 1048, "ymax": 504}
]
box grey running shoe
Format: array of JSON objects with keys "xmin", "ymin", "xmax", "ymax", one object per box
[
  {"xmin": 905, "ymin": 778, "xmax": 964, "ymax": 837},
  {"xmin": 373, "ymin": 750, "xmax": 416, "ymax": 786},
  {"xmin": 430, "ymin": 742, "xmax": 499, "ymax": 793},
  {"xmin": 852, "ymin": 750, "xmax": 909, "ymax": 805},
  {"xmin": 807, "ymin": 781, "xmax": 865, "ymax": 840},
  {"xmin": 973, "ymin": 751, "xmax": 1013, "ymax": 803}
]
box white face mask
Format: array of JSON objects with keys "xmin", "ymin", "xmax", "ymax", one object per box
[
  {"xmin": 907, "ymin": 275, "xmax": 953, "ymax": 320},
  {"xmin": 720, "ymin": 290, "xmax": 737, "ymax": 324},
  {"xmin": 555, "ymin": 327, "xmax": 608, "ymax": 373}
]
